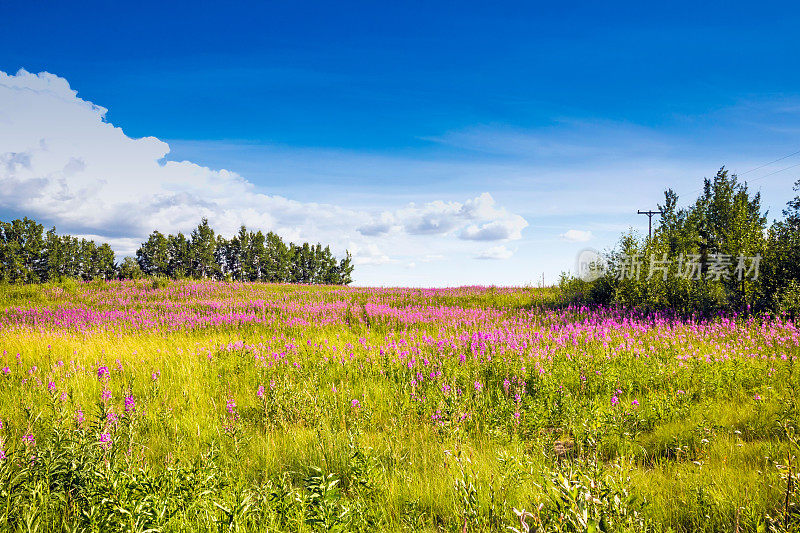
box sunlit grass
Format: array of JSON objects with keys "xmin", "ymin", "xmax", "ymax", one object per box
[{"xmin": 0, "ymin": 280, "xmax": 797, "ymax": 531}]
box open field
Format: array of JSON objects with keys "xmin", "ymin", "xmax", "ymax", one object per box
[{"xmin": 0, "ymin": 280, "xmax": 798, "ymax": 532}]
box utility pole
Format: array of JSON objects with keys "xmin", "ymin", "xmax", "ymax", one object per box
[{"xmin": 637, "ymin": 209, "xmax": 663, "ymax": 240}]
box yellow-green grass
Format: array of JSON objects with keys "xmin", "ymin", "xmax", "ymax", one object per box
[{"xmin": 0, "ymin": 280, "xmax": 797, "ymax": 532}]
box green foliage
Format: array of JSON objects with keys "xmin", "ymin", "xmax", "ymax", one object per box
[
  {"xmin": 0, "ymin": 219, "xmax": 118, "ymax": 283},
  {"xmin": 512, "ymin": 459, "xmax": 649, "ymax": 533},
  {"xmin": 561, "ymin": 167, "xmax": 800, "ymax": 316},
  {"xmin": 0, "ymin": 216, "xmax": 353, "ymax": 286},
  {"xmin": 136, "ymin": 220, "xmax": 353, "ymax": 285}
]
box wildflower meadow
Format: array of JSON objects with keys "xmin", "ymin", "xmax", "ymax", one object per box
[{"xmin": 0, "ymin": 279, "xmax": 798, "ymax": 532}]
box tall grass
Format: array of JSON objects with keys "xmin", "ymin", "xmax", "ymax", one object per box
[{"xmin": 0, "ymin": 280, "xmax": 797, "ymax": 531}]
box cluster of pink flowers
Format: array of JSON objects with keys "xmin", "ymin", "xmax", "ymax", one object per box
[{"xmin": 124, "ymin": 395, "xmax": 136, "ymax": 414}]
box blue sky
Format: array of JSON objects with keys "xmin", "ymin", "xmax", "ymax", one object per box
[{"xmin": 1, "ymin": 1, "xmax": 799, "ymax": 285}]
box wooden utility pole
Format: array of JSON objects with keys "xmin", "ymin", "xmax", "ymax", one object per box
[{"xmin": 637, "ymin": 209, "xmax": 663, "ymax": 240}]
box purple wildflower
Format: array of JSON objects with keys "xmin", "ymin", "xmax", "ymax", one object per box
[{"xmin": 124, "ymin": 395, "xmax": 136, "ymax": 414}]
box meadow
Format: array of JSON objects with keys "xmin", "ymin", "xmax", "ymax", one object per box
[{"xmin": 0, "ymin": 280, "xmax": 798, "ymax": 532}]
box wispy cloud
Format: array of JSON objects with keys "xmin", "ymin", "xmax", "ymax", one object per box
[
  {"xmin": 559, "ymin": 229, "xmax": 593, "ymax": 242},
  {"xmin": 476, "ymin": 245, "xmax": 514, "ymax": 260}
]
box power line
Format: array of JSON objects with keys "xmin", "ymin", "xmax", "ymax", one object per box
[
  {"xmin": 738, "ymin": 149, "xmax": 800, "ymax": 176},
  {"xmin": 686, "ymin": 151, "xmax": 800, "ymax": 195},
  {"xmin": 747, "ymin": 161, "xmax": 800, "ymax": 184}
]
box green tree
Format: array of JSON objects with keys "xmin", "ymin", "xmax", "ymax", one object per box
[
  {"xmin": 118, "ymin": 256, "xmax": 143, "ymax": 280},
  {"xmin": 93, "ymin": 243, "xmax": 117, "ymax": 279},
  {"xmin": 167, "ymin": 233, "xmax": 191, "ymax": 278},
  {"xmin": 189, "ymin": 219, "xmax": 218, "ymax": 279},
  {"xmin": 0, "ymin": 218, "xmax": 45, "ymax": 283},
  {"xmin": 136, "ymin": 231, "xmax": 170, "ymax": 276},
  {"xmin": 761, "ymin": 179, "xmax": 800, "ymax": 314},
  {"xmin": 263, "ymin": 231, "xmax": 290, "ymax": 282}
]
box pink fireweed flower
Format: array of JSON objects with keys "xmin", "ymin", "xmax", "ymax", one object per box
[
  {"xmin": 75, "ymin": 409, "xmax": 85, "ymax": 425},
  {"xmin": 351, "ymin": 399, "xmax": 360, "ymax": 408},
  {"xmin": 0, "ymin": 449, "xmax": 5, "ymax": 461},
  {"xmin": 22, "ymin": 434, "xmax": 35, "ymax": 447},
  {"xmin": 101, "ymin": 389, "xmax": 112, "ymax": 402},
  {"xmin": 97, "ymin": 366, "xmax": 110, "ymax": 380},
  {"xmin": 754, "ymin": 394, "xmax": 762, "ymax": 401},
  {"xmin": 256, "ymin": 385, "xmax": 265, "ymax": 399},
  {"xmin": 631, "ymin": 400, "xmax": 639, "ymax": 407},
  {"xmin": 611, "ymin": 395, "xmax": 620, "ymax": 406},
  {"xmin": 124, "ymin": 395, "xmax": 136, "ymax": 414},
  {"xmin": 60, "ymin": 392, "xmax": 68, "ymax": 402},
  {"xmin": 106, "ymin": 410, "xmax": 119, "ymax": 426},
  {"xmin": 474, "ymin": 381, "xmax": 483, "ymax": 392},
  {"xmin": 226, "ymin": 398, "xmax": 237, "ymax": 415},
  {"xmin": 151, "ymin": 371, "xmax": 160, "ymax": 381},
  {"xmin": 47, "ymin": 381, "xmax": 56, "ymax": 393},
  {"xmin": 99, "ymin": 433, "xmax": 112, "ymax": 448},
  {"xmin": 1, "ymin": 367, "xmax": 10, "ymax": 375}
]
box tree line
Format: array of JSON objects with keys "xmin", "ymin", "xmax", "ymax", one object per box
[
  {"xmin": 0, "ymin": 218, "xmax": 353, "ymax": 285},
  {"xmin": 561, "ymin": 167, "xmax": 800, "ymax": 317},
  {"xmin": 132, "ymin": 219, "xmax": 354, "ymax": 284}
]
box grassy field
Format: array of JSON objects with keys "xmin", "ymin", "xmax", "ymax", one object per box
[{"xmin": 0, "ymin": 279, "xmax": 798, "ymax": 532}]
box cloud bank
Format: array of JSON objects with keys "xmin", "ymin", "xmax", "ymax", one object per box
[{"xmin": 0, "ymin": 69, "xmax": 528, "ymax": 267}]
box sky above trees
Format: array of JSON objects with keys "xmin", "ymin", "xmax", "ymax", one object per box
[{"xmin": 1, "ymin": 1, "xmax": 799, "ymax": 286}]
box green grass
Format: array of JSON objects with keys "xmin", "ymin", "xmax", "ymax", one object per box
[{"xmin": 0, "ymin": 280, "xmax": 798, "ymax": 532}]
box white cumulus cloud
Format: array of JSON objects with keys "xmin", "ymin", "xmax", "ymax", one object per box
[
  {"xmin": 357, "ymin": 192, "xmax": 528, "ymax": 240},
  {"xmin": 0, "ymin": 69, "xmax": 529, "ymax": 275}
]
